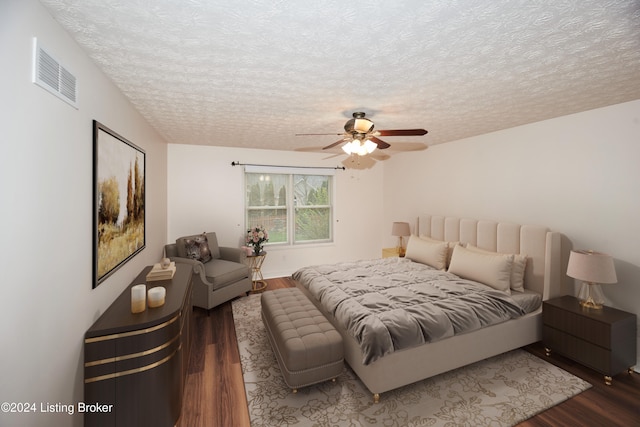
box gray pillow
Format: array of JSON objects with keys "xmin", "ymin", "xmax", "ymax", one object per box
[{"xmin": 184, "ymin": 233, "xmax": 212, "ymax": 263}]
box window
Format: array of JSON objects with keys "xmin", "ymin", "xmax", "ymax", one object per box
[{"xmin": 245, "ymin": 168, "xmax": 333, "ymax": 245}]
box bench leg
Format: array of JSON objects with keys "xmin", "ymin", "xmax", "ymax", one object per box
[{"xmin": 373, "ymin": 393, "xmax": 380, "ymax": 404}]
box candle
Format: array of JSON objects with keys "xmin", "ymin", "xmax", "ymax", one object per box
[
  {"xmin": 131, "ymin": 284, "xmax": 146, "ymax": 313},
  {"xmin": 147, "ymin": 286, "xmax": 166, "ymax": 308}
]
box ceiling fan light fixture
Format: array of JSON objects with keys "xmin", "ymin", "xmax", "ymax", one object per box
[{"xmin": 341, "ymin": 138, "xmax": 377, "ymax": 156}]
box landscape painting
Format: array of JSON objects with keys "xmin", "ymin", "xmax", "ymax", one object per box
[{"xmin": 93, "ymin": 121, "xmax": 145, "ymax": 288}]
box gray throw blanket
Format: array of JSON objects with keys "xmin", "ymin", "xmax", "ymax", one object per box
[{"xmin": 292, "ymin": 257, "xmax": 526, "ymax": 365}]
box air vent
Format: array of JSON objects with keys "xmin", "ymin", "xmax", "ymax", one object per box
[{"xmin": 32, "ymin": 38, "xmax": 78, "ymax": 108}]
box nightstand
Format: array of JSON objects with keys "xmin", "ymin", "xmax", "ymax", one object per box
[
  {"xmin": 382, "ymin": 247, "xmax": 402, "ymax": 258},
  {"xmin": 542, "ymin": 295, "xmax": 637, "ymax": 385}
]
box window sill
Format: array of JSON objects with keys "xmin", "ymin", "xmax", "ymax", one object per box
[{"xmin": 264, "ymin": 241, "xmax": 335, "ymax": 251}]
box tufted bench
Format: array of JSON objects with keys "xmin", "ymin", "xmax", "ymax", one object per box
[{"xmin": 261, "ymin": 287, "xmax": 344, "ymax": 392}]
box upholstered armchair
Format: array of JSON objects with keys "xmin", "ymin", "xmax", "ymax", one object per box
[{"xmin": 164, "ymin": 232, "xmax": 252, "ymax": 310}]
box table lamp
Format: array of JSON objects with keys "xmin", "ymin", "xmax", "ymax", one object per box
[
  {"xmin": 566, "ymin": 250, "xmax": 617, "ymax": 309},
  {"xmin": 391, "ymin": 222, "xmax": 411, "ymax": 257}
]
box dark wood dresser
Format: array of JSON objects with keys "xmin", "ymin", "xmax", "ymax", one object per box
[
  {"xmin": 542, "ymin": 295, "xmax": 636, "ymax": 385},
  {"xmin": 84, "ymin": 264, "xmax": 193, "ymax": 426}
]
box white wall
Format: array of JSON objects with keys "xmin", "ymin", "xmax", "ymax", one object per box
[
  {"xmin": 167, "ymin": 145, "xmax": 385, "ymax": 278},
  {"xmin": 0, "ymin": 1, "xmax": 168, "ymax": 426},
  {"xmin": 383, "ymin": 100, "xmax": 640, "ymax": 369}
]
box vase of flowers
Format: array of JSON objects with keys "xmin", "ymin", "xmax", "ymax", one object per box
[{"xmin": 246, "ymin": 226, "xmax": 268, "ymax": 255}]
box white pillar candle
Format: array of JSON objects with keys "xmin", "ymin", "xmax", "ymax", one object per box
[
  {"xmin": 131, "ymin": 284, "xmax": 147, "ymax": 313},
  {"xmin": 147, "ymin": 286, "xmax": 166, "ymax": 308}
]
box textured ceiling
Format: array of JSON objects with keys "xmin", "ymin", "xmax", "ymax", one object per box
[{"xmin": 40, "ymin": 0, "xmax": 640, "ymax": 155}]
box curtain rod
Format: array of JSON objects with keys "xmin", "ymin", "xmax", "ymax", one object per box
[{"xmin": 231, "ymin": 161, "xmax": 345, "ymax": 170}]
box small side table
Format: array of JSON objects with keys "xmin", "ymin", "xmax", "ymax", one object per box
[
  {"xmin": 246, "ymin": 251, "xmax": 267, "ymax": 293},
  {"xmin": 543, "ymin": 295, "xmax": 637, "ymax": 385},
  {"xmin": 382, "ymin": 247, "xmax": 402, "ymax": 258}
]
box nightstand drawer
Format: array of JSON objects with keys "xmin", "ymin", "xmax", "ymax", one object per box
[
  {"xmin": 543, "ymin": 303, "xmax": 612, "ymax": 349},
  {"xmin": 543, "ymin": 326, "xmax": 612, "ymax": 374}
]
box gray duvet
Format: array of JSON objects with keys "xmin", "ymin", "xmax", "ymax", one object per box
[{"xmin": 292, "ymin": 257, "xmax": 528, "ymax": 365}]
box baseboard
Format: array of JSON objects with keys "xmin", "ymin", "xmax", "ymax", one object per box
[{"xmin": 261, "ymin": 270, "xmax": 294, "ymax": 280}]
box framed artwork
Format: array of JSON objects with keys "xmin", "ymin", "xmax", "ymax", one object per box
[{"xmin": 93, "ymin": 120, "xmax": 145, "ymax": 288}]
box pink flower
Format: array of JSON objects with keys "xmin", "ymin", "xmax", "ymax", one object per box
[{"xmin": 246, "ymin": 226, "xmax": 268, "ymax": 249}]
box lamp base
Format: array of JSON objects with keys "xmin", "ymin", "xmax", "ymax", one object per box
[
  {"xmin": 578, "ymin": 282, "xmax": 604, "ymax": 310},
  {"xmin": 579, "ymin": 296, "xmax": 603, "ymax": 310},
  {"xmin": 396, "ymin": 236, "xmax": 406, "ymax": 257}
]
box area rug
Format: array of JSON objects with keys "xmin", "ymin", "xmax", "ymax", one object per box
[{"xmin": 233, "ymin": 294, "xmax": 591, "ymax": 427}]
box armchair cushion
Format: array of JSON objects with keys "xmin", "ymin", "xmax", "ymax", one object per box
[{"xmin": 203, "ymin": 259, "xmax": 250, "ymax": 291}]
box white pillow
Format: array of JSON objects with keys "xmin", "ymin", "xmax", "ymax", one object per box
[
  {"xmin": 466, "ymin": 244, "xmax": 527, "ymax": 292},
  {"xmin": 405, "ymin": 235, "xmax": 448, "ymax": 270},
  {"xmin": 419, "ymin": 235, "xmax": 460, "ymax": 268},
  {"xmin": 448, "ymin": 245, "xmax": 513, "ymax": 293}
]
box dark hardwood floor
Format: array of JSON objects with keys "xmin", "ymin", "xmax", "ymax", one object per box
[{"xmin": 177, "ymin": 277, "xmax": 640, "ymax": 427}]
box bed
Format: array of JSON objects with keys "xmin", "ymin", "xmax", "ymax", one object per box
[{"xmin": 292, "ymin": 214, "xmax": 562, "ymax": 402}]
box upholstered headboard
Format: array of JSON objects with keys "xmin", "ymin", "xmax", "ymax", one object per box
[{"xmin": 417, "ymin": 215, "xmax": 562, "ymax": 300}]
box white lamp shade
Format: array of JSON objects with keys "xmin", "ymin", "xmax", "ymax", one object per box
[
  {"xmin": 391, "ymin": 222, "xmax": 411, "ymax": 237},
  {"xmin": 566, "ymin": 250, "xmax": 617, "ymax": 284},
  {"xmin": 342, "ymin": 139, "xmax": 377, "ymax": 156},
  {"xmin": 341, "ymin": 141, "xmax": 354, "ymax": 155},
  {"xmin": 363, "ymin": 139, "xmax": 377, "ymax": 153}
]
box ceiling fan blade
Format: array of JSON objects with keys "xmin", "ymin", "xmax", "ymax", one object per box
[
  {"xmin": 323, "ymin": 138, "xmax": 347, "ymax": 150},
  {"xmin": 370, "ymin": 136, "xmax": 391, "ymax": 149},
  {"xmin": 377, "ymin": 129, "xmax": 428, "ymax": 136}
]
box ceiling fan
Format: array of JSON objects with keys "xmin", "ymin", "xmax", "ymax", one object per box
[{"xmin": 296, "ymin": 112, "xmax": 428, "ymax": 157}]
